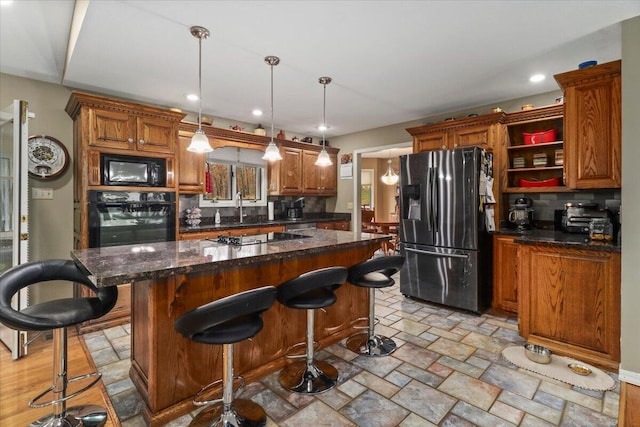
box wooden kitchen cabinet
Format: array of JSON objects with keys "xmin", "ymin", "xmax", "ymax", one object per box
[
  {"xmin": 87, "ymin": 105, "xmax": 177, "ymax": 154},
  {"xmin": 518, "ymin": 244, "xmax": 621, "ymax": 371},
  {"xmin": 317, "ymin": 220, "xmax": 350, "ymax": 231},
  {"xmin": 555, "ymin": 60, "xmax": 621, "ymax": 189},
  {"xmin": 177, "ymin": 132, "xmax": 205, "ymax": 194},
  {"xmin": 65, "ymin": 92, "xmax": 185, "ymax": 333},
  {"xmin": 502, "ymin": 104, "xmax": 565, "ymax": 193},
  {"xmin": 269, "ymin": 147, "xmax": 338, "ymax": 196},
  {"xmin": 179, "ymin": 225, "xmax": 285, "ymax": 240},
  {"xmin": 268, "ymin": 146, "xmax": 303, "ymax": 195},
  {"xmin": 407, "ymin": 112, "xmax": 504, "ymax": 153},
  {"xmin": 492, "ymin": 235, "xmax": 519, "ymax": 314},
  {"xmin": 302, "ymin": 150, "xmax": 338, "ymax": 195}
]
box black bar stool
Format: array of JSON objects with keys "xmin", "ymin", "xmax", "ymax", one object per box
[
  {"xmin": 346, "ymin": 255, "xmax": 405, "ymax": 357},
  {"xmin": 174, "ymin": 286, "xmax": 277, "ymax": 427},
  {"xmin": 0, "ymin": 259, "xmax": 118, "ymax": 427},
  {"xmin": 276, "ymin": 267, "xmax": 348, "ymax": 394}
]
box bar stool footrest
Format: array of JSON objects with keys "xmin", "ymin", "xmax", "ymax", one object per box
[
  {"xmin": 193, "ymin": 376, "xmax": 245, "ymax": 407},
  {"xmin": 29, "ymin": 371, "xmax": 102, "ymax": 409},
  {"xmin": 284, "ymin": 341, "xmax": 320, "ymax": 360},
  {"xmin": 28, "ymin": 404, "xmax": 108, "ymax": 427}
]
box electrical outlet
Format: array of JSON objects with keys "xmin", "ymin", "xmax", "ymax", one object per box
[
  {"xmin": 347, "ymin": 202, "xmax": 353, "ymax": 209},
  {"xmin": 32, "ymin": 188, "xmax": 53, "ymax": 199}
]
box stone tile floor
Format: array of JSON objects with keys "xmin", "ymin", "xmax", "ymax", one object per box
[{"xmin": 83, "ymin": 279, "xmax": 620, "ymax": 426}]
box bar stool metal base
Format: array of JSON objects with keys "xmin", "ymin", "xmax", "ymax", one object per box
[
  {"xmin": 279, "ymin": 360, "xmax": 338, "ymax": 394},
  {"xmin": 29, "ymin": 404, "xmax": 108, "ymax": 427},
  {"xmin": 189, "ymin": 399, "xmax": 267, "ymax": 427},
  {"xmin": 345, "ymin": 332, "xmax": 397, "ymax": 357}
]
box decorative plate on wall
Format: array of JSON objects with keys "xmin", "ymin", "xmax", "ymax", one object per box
[{"xmin": 27, "ymin": 135, "xmax": 69, "ymax": 180}]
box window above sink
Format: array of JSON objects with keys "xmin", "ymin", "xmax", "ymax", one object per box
[{"xmin": 199, "ymin": 147, "xmax": 268, "ymax": 207}]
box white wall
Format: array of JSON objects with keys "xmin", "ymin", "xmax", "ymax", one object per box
[{"xmin": 620, "ymin": 15, "xmax": 640, "ymax": 382}]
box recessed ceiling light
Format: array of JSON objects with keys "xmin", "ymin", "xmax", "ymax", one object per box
[
  {"xmin": 0, "ymin": 0, "xmax": 14, "ymax": 6},
  {"xmin": 186, "ymin": 94, "xmax": 199, "ymax": 102},
  {"xmin": 318, "ymin": 124, "xmax": 328, "ymax": 131},
  {"xmin": 529, "ymin": 74, "xmax": 545, "ymax": 83},
  {"xmin": 252, "ymin": 109, "xmax": 263, "ymax": 116}
]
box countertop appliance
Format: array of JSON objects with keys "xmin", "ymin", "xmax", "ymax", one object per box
[
  {"xmin": 399, "ymin": 147, "xmax": 491, "ymax": 313},
  {"xmin": 88, "ymin": 191, "xmax": 176, "ymax": 248},
  {"xmin": 285, "ymin": 197, "xmax": 305, "ymax": 220},
  {"xmin": 508, "ymin": 197, "xmax": 534, "ymax": 230},
  {"xmin": 561, "ymin": 202, "xmax": 612, "ymax": 233}
]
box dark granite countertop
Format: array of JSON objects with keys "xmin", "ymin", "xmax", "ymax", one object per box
[
  {"xmin": 179, "ymin": 214, "xmax": 351, "ymax": 234},
  {"xmin": 494, "ymin": 228, "xmax": 620, "ymax": 253},
  {"xmin": 71, "ymin": 229, "xmax": 387, "ymax": 287}
]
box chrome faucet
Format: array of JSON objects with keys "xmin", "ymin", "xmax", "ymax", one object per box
[{"xmin": 235, "ymin": 192, "xmax": 243, "ymax": 223}]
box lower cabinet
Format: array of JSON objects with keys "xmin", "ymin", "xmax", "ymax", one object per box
[
  {"xmin": 317, "ymin": 221, "xmax": 350, "ymax": 231},
  {"xmin": 179, "ymin": 225, "xmax": 285, "ymax": 240},
  {"xmin": 76, "ymin": 283, "xmax": 131, "ymax": 333},
  {"xmin": 492, "ymin": 235, "xmax": 519, "ymax": 314},
  {"xmin": 518, "ymin": 244, "xmax": 620, "ymax": 371}
]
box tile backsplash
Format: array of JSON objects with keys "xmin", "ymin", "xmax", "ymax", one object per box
[{"xmin": 508, "ymin": 189, "xmax": 621, "ymax": 223}]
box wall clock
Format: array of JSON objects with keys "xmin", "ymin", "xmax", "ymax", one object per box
[{"xmin": 27, "ymin": 135, "xmax": 70, "ymax": 180}]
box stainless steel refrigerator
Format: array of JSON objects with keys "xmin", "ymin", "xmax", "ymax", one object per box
[{"xmin": 399, "ymin": 147, "xmax": 491, "ymax": 313}]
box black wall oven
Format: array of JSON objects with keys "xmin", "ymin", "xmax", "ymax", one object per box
[{"xmin": 88, "ymin": 191, "xmax": 176, "ymax": 248}]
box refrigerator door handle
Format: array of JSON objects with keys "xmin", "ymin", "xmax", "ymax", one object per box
[
  {"xmin": 431, "ymin": 166, "xmax": 439, "ymax": 229},
  {"xmin": 404, "ymin": 247, "xmax": 469, "ymax": 259},
  {"xmin": 425, "ymin": 166, "xmax": 432, "ymax": 231}
]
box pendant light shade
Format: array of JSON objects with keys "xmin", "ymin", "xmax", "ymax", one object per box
[
  {"xmin": 187, "ymin": 26, "xmax": 213, "ymax": 153},
  {"xmin": 315, "ymin": 76, "xmax": 333, "ymax": 166},
  {"xmin": 262, "ymin": 56, "xmax": 282, "ymax": 161},
  {"xmin": 381, "ymin": 152, "xmax": 399, "ymax": 185}
]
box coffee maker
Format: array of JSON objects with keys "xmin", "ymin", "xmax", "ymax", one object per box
[
  {"xmin": 508, "ymin": 197, "xmax": 534, "ymax": 230},
  {"xmin": 285, "ymin": 197, "xmax": 305, "ymax": 220}
]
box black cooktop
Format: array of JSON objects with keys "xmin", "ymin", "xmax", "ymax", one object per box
[{"xmin": 210, "ymin": 232, "xmax": 311, "ymax": 246}]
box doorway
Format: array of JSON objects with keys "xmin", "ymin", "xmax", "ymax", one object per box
[{"xmin": 351, "ymin": 142, "xmax": 412, "ymax": 232}]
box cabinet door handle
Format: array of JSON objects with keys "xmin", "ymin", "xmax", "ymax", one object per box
[
  {"xmin": 139, "ymin": 139, "xmax": 145, "ymax": 144},
  {"xmin": 441, "ymin": 145, "xmax": 446, "ymax": 149},
  {"xmin": 454, "ymin": 143, "xmax": 458, "ymax": 147},
  {"xmin": 128, "ymin": 138, "xmax": 134, "ymax": 143}
]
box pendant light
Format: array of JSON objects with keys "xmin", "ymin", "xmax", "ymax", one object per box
[
  {"xmin": 315, "ymin": 77, "xmax": 333, "ymax": 166},
  {"xmin": 381, "ymin": 150, "xmax": 399, "ymax": 185},
  {"xmin": 262, "ymin": 56, "xmax": 282, "ymax": 161},
  {"xmin": 187, "ymin": 26, "xmax": 213, "ymax": 153}
]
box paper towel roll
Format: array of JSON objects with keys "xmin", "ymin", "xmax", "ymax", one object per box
[{"xmin": 268, "ymin": 202, "xmax": 274, "ymax": 221}]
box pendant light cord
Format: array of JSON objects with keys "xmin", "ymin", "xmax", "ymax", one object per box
[
  {"xmin": 270, "ymin": 61, "xmax": 274, "ymax": 143},
  {"xmin": 198, "ymin": 34, "xmax": 203, "ymax": 132},
  {"xmin": 322, "ymin": 81, "xmax": 326, "ymax": 147}
]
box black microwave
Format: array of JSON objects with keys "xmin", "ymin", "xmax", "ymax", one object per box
[{"xmin": 101, "ymin": 154, "xmax": 166, "ymax": 187}]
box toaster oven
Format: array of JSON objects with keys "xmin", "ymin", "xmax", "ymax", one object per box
[{"xmin": 561, "ymin": 203, "xmax": 612, "ymax": 233}]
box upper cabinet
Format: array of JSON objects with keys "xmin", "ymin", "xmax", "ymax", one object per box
[
  {"xmin": 268, "ymin": 146, "xmax": 303, "ymax": 195},
  {"xmin": 66, "ymin": 92, "xmax": 184, "ymax": 156},
  {"xmin": 406, "ymin": 112, "xmax": 504, "ymax": 152},
  {"xmin": 502, "ymin": 105, "xmax": 565, "ymax": 193},
  {"xmin": 302, "ymin": 150, "xmax": 338, "ymax": 195},
  {"xmin": 177, "ymin": 130, "xmax": 206, "ymax": 194},
  {"xmin": 555, "ymin": 60, "xmax": 621, "ymax": 189}
]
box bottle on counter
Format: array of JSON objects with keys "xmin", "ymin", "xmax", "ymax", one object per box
[{"xmin": 215, "ymin": 209, "xmax": 221, "ymax": 224}]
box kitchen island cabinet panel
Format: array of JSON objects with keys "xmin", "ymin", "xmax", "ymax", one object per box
[{"xmin": 518, "ymin": 244, "xmax": 620, "ymax": 371}]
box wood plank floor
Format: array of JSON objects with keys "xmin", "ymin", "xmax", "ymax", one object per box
[{"xmin": 0, "ymin": 332, "xmax": 120, "ymax": 426}]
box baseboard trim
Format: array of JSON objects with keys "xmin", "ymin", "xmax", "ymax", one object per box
[{"xmin": 619, "ymin": 369, "xmax": 640, "ymax": 387}]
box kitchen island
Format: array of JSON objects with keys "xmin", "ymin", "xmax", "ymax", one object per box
[{"xmin": 71, "ymin": 229, "xmax": 388, "ymax": 426}]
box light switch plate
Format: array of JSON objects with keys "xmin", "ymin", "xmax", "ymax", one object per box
[
  {"xmin": 32, "ymin": 188, "xmax": 53, "ymax": 199},
  {"xmin": 347, "ymin": 202, "xmax": 353, "ymax": 209}
]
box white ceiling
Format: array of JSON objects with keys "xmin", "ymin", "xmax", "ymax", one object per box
[{"xmin": 1, "ymin": 1, "xmax": 639, "ymax": 140}]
